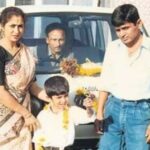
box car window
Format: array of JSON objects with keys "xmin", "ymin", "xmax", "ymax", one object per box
[
  {"xmin": 23, "ymin": 13, "xmax": 115, "ymax": 74},
  {"xmin": 18, "ymin": 7, "xmax": 117, "ymax": 142},
  {"xmin": 24, "ymin": 16, "xmax": 61, "ymax": 38}
]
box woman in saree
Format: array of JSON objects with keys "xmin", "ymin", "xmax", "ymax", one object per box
[{"xmin": 0, "ymin": 6, "xmax": 49, "ymax": 150}]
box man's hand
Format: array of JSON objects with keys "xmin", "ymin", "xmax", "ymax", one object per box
[
  {"xmin": 74, "ymin": 94, "xmax": 86, "ymax": 109},
  {"xmin": 83, "ymin": 97, "xmax": 93, "ymax": 108},
  {"xmin": 94, "ymin": 119, "xmax": 104, "ymax": 134}
]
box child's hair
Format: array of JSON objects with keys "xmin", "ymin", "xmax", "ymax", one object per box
[{"xmin": 44, "ymin": 76, "xmax": 69, "ymax": 97}]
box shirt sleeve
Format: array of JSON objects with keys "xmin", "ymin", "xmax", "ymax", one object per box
[
  {"xmin": 70, "ymin": 106, "xmax": 95, "ymax": 125},
  {"xmin": 32, "ymin": 111, "xmax": 47, "ymax": 144}
]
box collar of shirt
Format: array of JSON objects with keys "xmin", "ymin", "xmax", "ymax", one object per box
[
  {"xmin": 48, "ymin": 48, "xmax": 63, "ymax": 60},
  {"xmin": 115, "ymin": 35, "xmax": 150, "ymax": 65},
  {"xmin": 117, "ymin": 35, "xmax": 150, "ymax": 52}
]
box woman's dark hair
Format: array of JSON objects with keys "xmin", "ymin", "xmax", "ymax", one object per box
[
  {"xmin": 0, "ymin": 6, "xmax": 26, "ymax": 26},
  {"xmin": 111, "ymin": 4, "xmax": 140, "ymax": 27},
  {"xmin": 44, "ymin": 76, "xmax": 69, "ymax": 97}
]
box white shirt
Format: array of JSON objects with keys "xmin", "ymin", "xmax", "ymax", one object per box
[
  {"xmin": 99, "ymin": 36, "xmax": 150, "ymax": 100},
  {"xmin": 32, "ymin": 106, "xmax": 95, "ymax": 149}
]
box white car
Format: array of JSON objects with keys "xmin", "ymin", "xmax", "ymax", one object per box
[{"xmin": 0, "ymin": 0, "xmax": 148, "ymax": 149}]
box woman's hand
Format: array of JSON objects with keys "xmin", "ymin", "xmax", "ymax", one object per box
[
  {"xmin": 145, "ymin": 125, "xmax": 150, "ymax": 143},
  {"xmin": 23, "ymin": 113, "xmax": 40, "ymax": 132},
  {"xmin": 30, "ymin": 82, "xmax": 50, "ymax": 102}
]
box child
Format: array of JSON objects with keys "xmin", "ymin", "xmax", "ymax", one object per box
[{"xmin": 32, "ymin": 75, "xmax": 95, "ymax": 150}]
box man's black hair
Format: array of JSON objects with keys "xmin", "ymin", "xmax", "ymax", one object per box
[
  {"xmin": 111, "ymin": 4, "xmax": 140, "ymax": 27},
  {"xmin": 45, "ymin": 22, "xmax": 66, "ymax": 37},
  {"xmin": 44, "ymin": 76, "xmax": 69, "ymax": 97}
]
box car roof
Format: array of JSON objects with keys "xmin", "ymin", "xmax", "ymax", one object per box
[{"xmin": 0, "ymin": 4, "xmax": 114, "ymax": 15}]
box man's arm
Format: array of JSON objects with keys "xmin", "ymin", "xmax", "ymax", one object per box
[
  {"xmin": 96, "ymin": 91, "xmax": 109, "ymax": 120},
  {"xmin": 94, "ymin": 91, "xmax": 109, "ymax": 134}
]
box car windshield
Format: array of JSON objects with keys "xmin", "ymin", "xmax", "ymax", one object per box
[{"xmin": 23, "ymin": 13, "xmax": 116, "ymax": 74}]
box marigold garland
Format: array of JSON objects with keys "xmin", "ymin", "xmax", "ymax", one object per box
[
  {"xmin": 63, "ymin": 107, "xmax": 69, "ymax": 129},
  {"xmin": 34, "ymin": 103, "xmax": 69, "ymax": 150},
  {"xmin": 60, "ymin": 58, "xmax": 79, "ymax": 77},
  {"xmin": 37, "ymin": 144, "xmax": 44, "ymax": 150},
  {"xmin": 36, "ymin": 136, "xmax": 46, "ymax": 150},
  {"xmin": 60, "ymin": 58, "xmax": 102, "ymax": 76},
  {"xmin": 44, "ymin": 103, "xmax": 69, "ymax": 130}
]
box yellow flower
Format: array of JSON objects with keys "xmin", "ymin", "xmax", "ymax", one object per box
[
  {"xmin": 43, "ymin": 102, "xmax": 52, "ymax": 110},
  {"xmin": 44, "ymin": 102, "xmax": 69, "ymax": 130},
  {"xmin": 76, "ymin": 87, "xmax": 88, "ymax": 95},
  {"xmin": 78, "ymin": 58, "xmax": 102, "ymax": 76},
  {"xmin": 92, "ymin": 99, "xmax": 98, "ymax": 113},
  {"xmin": 63, "ymin": 108, "xmax": 69, "ymax": 129},
  {"xmin": 36, "ymin": 136, "xmax": 46, "ymax": 146},
  {"xmin": 79, "ymin": 65, "xmax": 101, "ymax": 76},
  {"xmin": 37, "ymin": 144, "xmax": 44, "ymax": 150}
]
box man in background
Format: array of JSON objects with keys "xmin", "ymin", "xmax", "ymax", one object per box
[{"xmin": 37, "ymin": 22, "xmax": 73, "ymax": 73}]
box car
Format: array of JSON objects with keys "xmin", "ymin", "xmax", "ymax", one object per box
[
  {"xmin": 0, "ymin": 0, "xmax": 148, "ymax": 149},
  {"xmin": 22, "ymin": 5, "xmax": 114, "ymax": 149}
]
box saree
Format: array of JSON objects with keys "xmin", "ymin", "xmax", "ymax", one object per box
[{"xmin": 0, "ymin": 43, "xmax": 36, "ymax": 150}]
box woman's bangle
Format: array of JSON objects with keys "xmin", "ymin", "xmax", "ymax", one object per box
[{"xmin": 23, "ymin": 113, "xmax": 32, "ymax": 119}]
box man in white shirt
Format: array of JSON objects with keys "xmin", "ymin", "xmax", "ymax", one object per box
[{"xmin": 95, "ymin": 4, "xmax": 150, "ymax": 150}]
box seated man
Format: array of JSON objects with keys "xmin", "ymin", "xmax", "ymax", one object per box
[{"xmin": 37, "ymin": 22, "xmax": 73, "ymax": 73}]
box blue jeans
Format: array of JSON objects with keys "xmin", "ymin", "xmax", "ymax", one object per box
[{"xmin": 98, "ymin": 96, "xmax": 150, "ymax": 150}]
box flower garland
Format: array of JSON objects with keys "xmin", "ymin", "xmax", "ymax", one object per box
[
  {"xmin": 37, "ymin": 145, "xmax": 44, "ymax": 150},
  {"xmin": 34, "ymin": 109, "xmax": 47, "ymax": 150},
  {"xmin": 44, "ymin": 102, "xmax": 69, "ymax": 130},
  {"xmin": 36, "ymin": 137, "xmax": 45, "ymax": 150},
  {"xmin": 60, "ymin": 58, "xmax": 79, "ymax": 77},
  {"xmin": 60, "ymin": 58, "xmax": 102, "ymax": 76},
  {"xmin": 35, "ymin": 103, "xmax": 69, "ymax": 150},
  {"xmin": 62, "ymin": 107, "xmax": 69, "ymax": 129}
]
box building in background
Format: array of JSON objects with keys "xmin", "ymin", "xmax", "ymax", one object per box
[
  {"xmin": 0, "ymin": 0, "xmax": 149, "ymax": 35},
  {"xmin": 100, "ymin": 0, "xmax": 150, "ymax": 35},
  {"xmin": 0, "ymin": 0, "xmax": 99, "ymax": 6}
]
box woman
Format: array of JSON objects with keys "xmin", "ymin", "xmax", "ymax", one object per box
[{"xmin": 0, "ymin": 6, "xmax": 49, "ymax": 150}]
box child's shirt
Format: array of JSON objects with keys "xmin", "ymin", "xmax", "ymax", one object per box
[{"xmin": 32, "ymin": 106, "xmax": 95, "ymax": 149}]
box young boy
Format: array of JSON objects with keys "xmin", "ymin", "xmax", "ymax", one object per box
[{"xmin": 32, "ymin": 75, "xmax": 95, "ymax": 150}]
